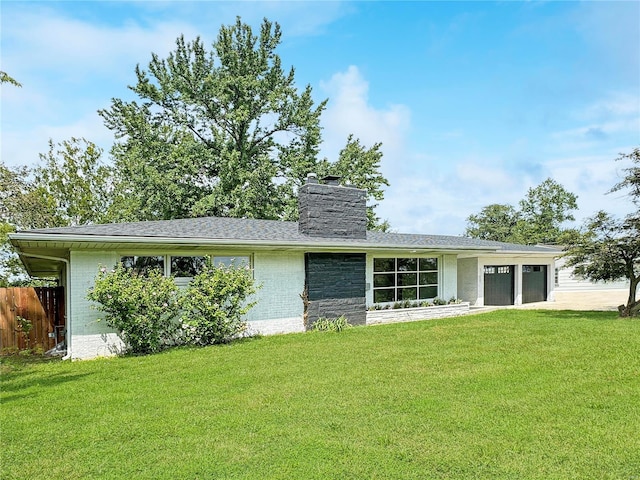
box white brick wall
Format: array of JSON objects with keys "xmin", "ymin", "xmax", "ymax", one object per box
[
  {"xmin": 367, "ymin": 303, "xmax": 470, "ymax": 325},
  {"xmin": 441, "ymin": 254, "xmax": 458, "ymax": 301},
  {"xmin": 248, "ymin": 252, "xmax": 305, "ymax": 321},
  {"xmin": 67, "ymin": 250, "xmax": 306, "ymax": 359},
  {"xmin": 69, "ymin": 251, "xmax": 123, "ymax": 359},
  {"xmin": 246, "ymin": 317, "xmax": 304, "ymax": 336},
  {"xmin": 245, "ymin": 251, "xmax": 306, "ymax": 335},
  {"xmin": 457, "ymin": 257, "xmax": 479, "ymax": 305}
]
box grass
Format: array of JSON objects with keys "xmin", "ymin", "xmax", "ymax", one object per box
[{"xmin": 1, "ymin": 310, "xmax": 639, "ymax": 479}]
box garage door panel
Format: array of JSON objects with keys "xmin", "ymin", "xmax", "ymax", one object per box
[
  {"xmin": 484, "ymin": 265, "xmax": 514, "ymax": 306},
  {"xmin": 523, "ymin": 265, "xmax": 547, "ymax": 303}
]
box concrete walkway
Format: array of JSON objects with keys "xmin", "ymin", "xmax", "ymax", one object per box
[{"xmin": 519, "ymin": 290, "xmax": 629, "ymax": 311}]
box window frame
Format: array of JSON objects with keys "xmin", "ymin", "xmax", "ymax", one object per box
[
  {"xmin": 117, "ymin": 253, "xmax": 253, "ymax": 282},
  {"xmin": 372, "ymin": 256, "xmax": 440, "ymax": 304}
]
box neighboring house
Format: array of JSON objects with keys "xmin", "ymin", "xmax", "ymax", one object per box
[
  {"xmin": 554, "ymin": 256, "xmax": 630, "ymax": 292},
  {"xmin": 552, "ymin": 256, "xmax": 630, "ymax": 309},
  {"xmin": 9, "ymin": 175, "xmax": 560, "ymax": 359}
]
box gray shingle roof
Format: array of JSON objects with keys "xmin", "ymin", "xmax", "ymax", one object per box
[{"xmin": 18, "ymin": 216, "xmax": 560, "ymax": 253}]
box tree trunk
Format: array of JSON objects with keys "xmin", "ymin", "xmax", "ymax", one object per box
[{"xmin": 619, "ymin": 277, "xmax": 640, "ymax": 317}]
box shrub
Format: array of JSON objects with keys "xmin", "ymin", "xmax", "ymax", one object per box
[
  {"xmin": 16, "ymin": 316, "xmax": 33, "ymax": 349},
  {"xmin": 180, "ymin": 264, "xmax": 258, "ymax": 346},
  {"xmin": 312, "ymin": 316, "xmax": 352, "ymax": 332},
  {"xmin": 87, "ymin": 264, "xmax": 181, "ymax": 355}
]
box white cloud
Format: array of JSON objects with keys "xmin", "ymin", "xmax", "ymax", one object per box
[
  {"xmin": 1, "ymin": 8, "xmax": 199, "ymax": 82},
  {"xmin": 550, "ymin": 91, "xmax": 640, "ymax": 147},
  {"xmin": 580, "ymin": 92, "xmax": 640, "ymax": 122},
  {"xmin": 319, "ymin": 66, "xmax": 411, "ymax": 164},
  {"xmin": 1, "ymin": 6, "xmax": 200, "ymax": 168},
  {"xmin": 2, "ymin": 111, "xmax": 113, "ymax": 168},
  {"xmin": 545, "ymin": 153, "xmax": 634, "ymax": 223}
]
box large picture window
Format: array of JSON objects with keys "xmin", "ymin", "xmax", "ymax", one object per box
[{"xmin": 373, "ymin": 257, "xmax": 438, "ymax": 303}]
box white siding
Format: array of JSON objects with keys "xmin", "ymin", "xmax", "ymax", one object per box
[{"xmin": 555, "ymin": 257, "xmax": 629, "ymax": 292}]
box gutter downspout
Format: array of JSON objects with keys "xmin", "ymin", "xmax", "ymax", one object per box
[{"xmin": 16, "ymin": 253, "xmax": 72, "ymax": 360}]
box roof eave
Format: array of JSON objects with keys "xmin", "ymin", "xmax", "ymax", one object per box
[{"xmin": 8, "ymin": 232, "xmax": 501, "ymax": 253}]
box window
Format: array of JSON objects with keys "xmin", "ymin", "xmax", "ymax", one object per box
[
  {"xmin": 373, "ymin": 257, "xmax": 438, "ymax": 303},
  {"xmin": 121, "ymin": 256, "xmax": 164, "ymax": 276},
  {"xmin": 486, "ymin": 266, "xmax": 511, "ymax": 275},
  {"xmin": 171, "ymin": 256, "xmax": 208, "ymax": 278},
  {"xmin": 120, "ymin": 255, "xmax": 252, "ymax": 278},
  {"xmin": 523, "ymin": 265, "xmax": 542, "ymax": 273},
  {"xmin": 213, "ymin": 256, "xmax": 250, "ymax": 268}
]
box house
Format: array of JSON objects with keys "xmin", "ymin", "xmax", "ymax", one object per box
[
  {"xmin": 553, "ymin": 256, "xmax": 630, "ymax": 309},
  {"xmin": 9, "ymin": 174, "xmax": 560, "ymax": 359}
]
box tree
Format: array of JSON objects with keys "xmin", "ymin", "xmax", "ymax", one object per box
[
  {"xmin": 610, "ymin": 148, "xmax": 640, "ymax": 204},
  {"xmin": 317, "ymin": 135, "xmax": 390, "ymax": 231},
  {"xmin": 517, "ymin": 178, "xmax": 578, "ymax": 244},
  {"xmin": 0, "ymin": 162, "xmax": 58, "ymax": 231},
  {"xmin": 35, "ymin": 138, "xmax": 113, "ymax": 226},
  {"xmin": 0, "ymin": 71, "xmax": 21, "ymax": 87},
  {"xmin": 180, "ymin": 263, "xmax": 258, "ymax": 345},
  {"xmin": 88, "ymin": 264, "xmax": 182, "ymax": 354},
  {"xmin": 464, "ymin": 178, "xmax": 578, "ymax": 245},
  {"xmin": 100, "ymin": 17, "xmax": 389, "ymax": 227},
  {"xmin": 564, "ymin": 148, "xmax": 640, "ymax": 317},
  {"xmin": 0, "ymin": 139, "xmax": 111, "ymax": 284},
  {"xmin": 0, "ymin": 162, "xmax": 55, "ymax": 285},
  {"xmin": 564, "ymin": 211, "xmax": 639, "ymax": 317},
  {"xmin": 464, "ymin": 204, "xmax": 520, "ymax": 242}
]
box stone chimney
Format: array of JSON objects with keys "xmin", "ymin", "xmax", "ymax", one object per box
[{"xmin": 298, "ymin": 174, "xmax": 367, "ymax": 238}]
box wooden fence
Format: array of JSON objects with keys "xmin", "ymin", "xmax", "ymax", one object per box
[{"xmin": 0, "ymin": 287, "xmax": 65, "ymax": 353}]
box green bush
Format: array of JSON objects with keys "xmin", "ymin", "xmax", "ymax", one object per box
[
  {"xmin": 180, "ymin": 264, "xmax": 258, "ymax": 345},
  {"xmin": 87, "ymin": 264, "xmax": 181, "ymax": 354},
  {"xmin": 312, "ymin": 316, "xmax": 352, "ymax": 332}
]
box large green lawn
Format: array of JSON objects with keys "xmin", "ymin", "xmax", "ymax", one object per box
[{"xmin": 2, "ymin": 310, "xmax": 639, "ymax": 479}]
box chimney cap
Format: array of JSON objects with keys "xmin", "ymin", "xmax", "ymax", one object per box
[
  {"xmin": 321, "ymin": 175, "xmax": 341, "ymax": 186},
  {"xmin": 306, "ymin": 173, "xmax": 319, "ymax": 184}
]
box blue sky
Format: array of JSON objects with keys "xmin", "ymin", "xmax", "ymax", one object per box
[{"xmin": 1, "ymin": 1, "xmax": 639, "ymax": 235}]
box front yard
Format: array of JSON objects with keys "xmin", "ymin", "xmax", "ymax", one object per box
[{"xmin": 2, "ymin": 310, "xmax": 639, "ymax": 479}]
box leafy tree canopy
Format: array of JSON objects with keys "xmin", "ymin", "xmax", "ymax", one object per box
[
  {"xmin": 100, "ymin": 17, "xmax": 389, "ymax": 230},
  {"xmin": 35, "ymin": 138, "xmax": 113, "ymax": 226},
  {"xmin": 564, "ymin": 211, "xmax": 639, "ymax": 317},
  {"xmin": 0, "ymin": 71, "xmax": 21, "ymax": 87},
  {"xmin": 464, "ymin": 204, "xmax": 519, "ymax": 243},
  {"xmin": 1, "ymin": 139, "xmax": 112, "ymax": 285},
  {"xmin": 464, "ymin": 178, "xmax": 578, "ymax": 245},
  {"xmin": 564, "ymin": 147, "xmax": 640, "ymax": 317}
]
